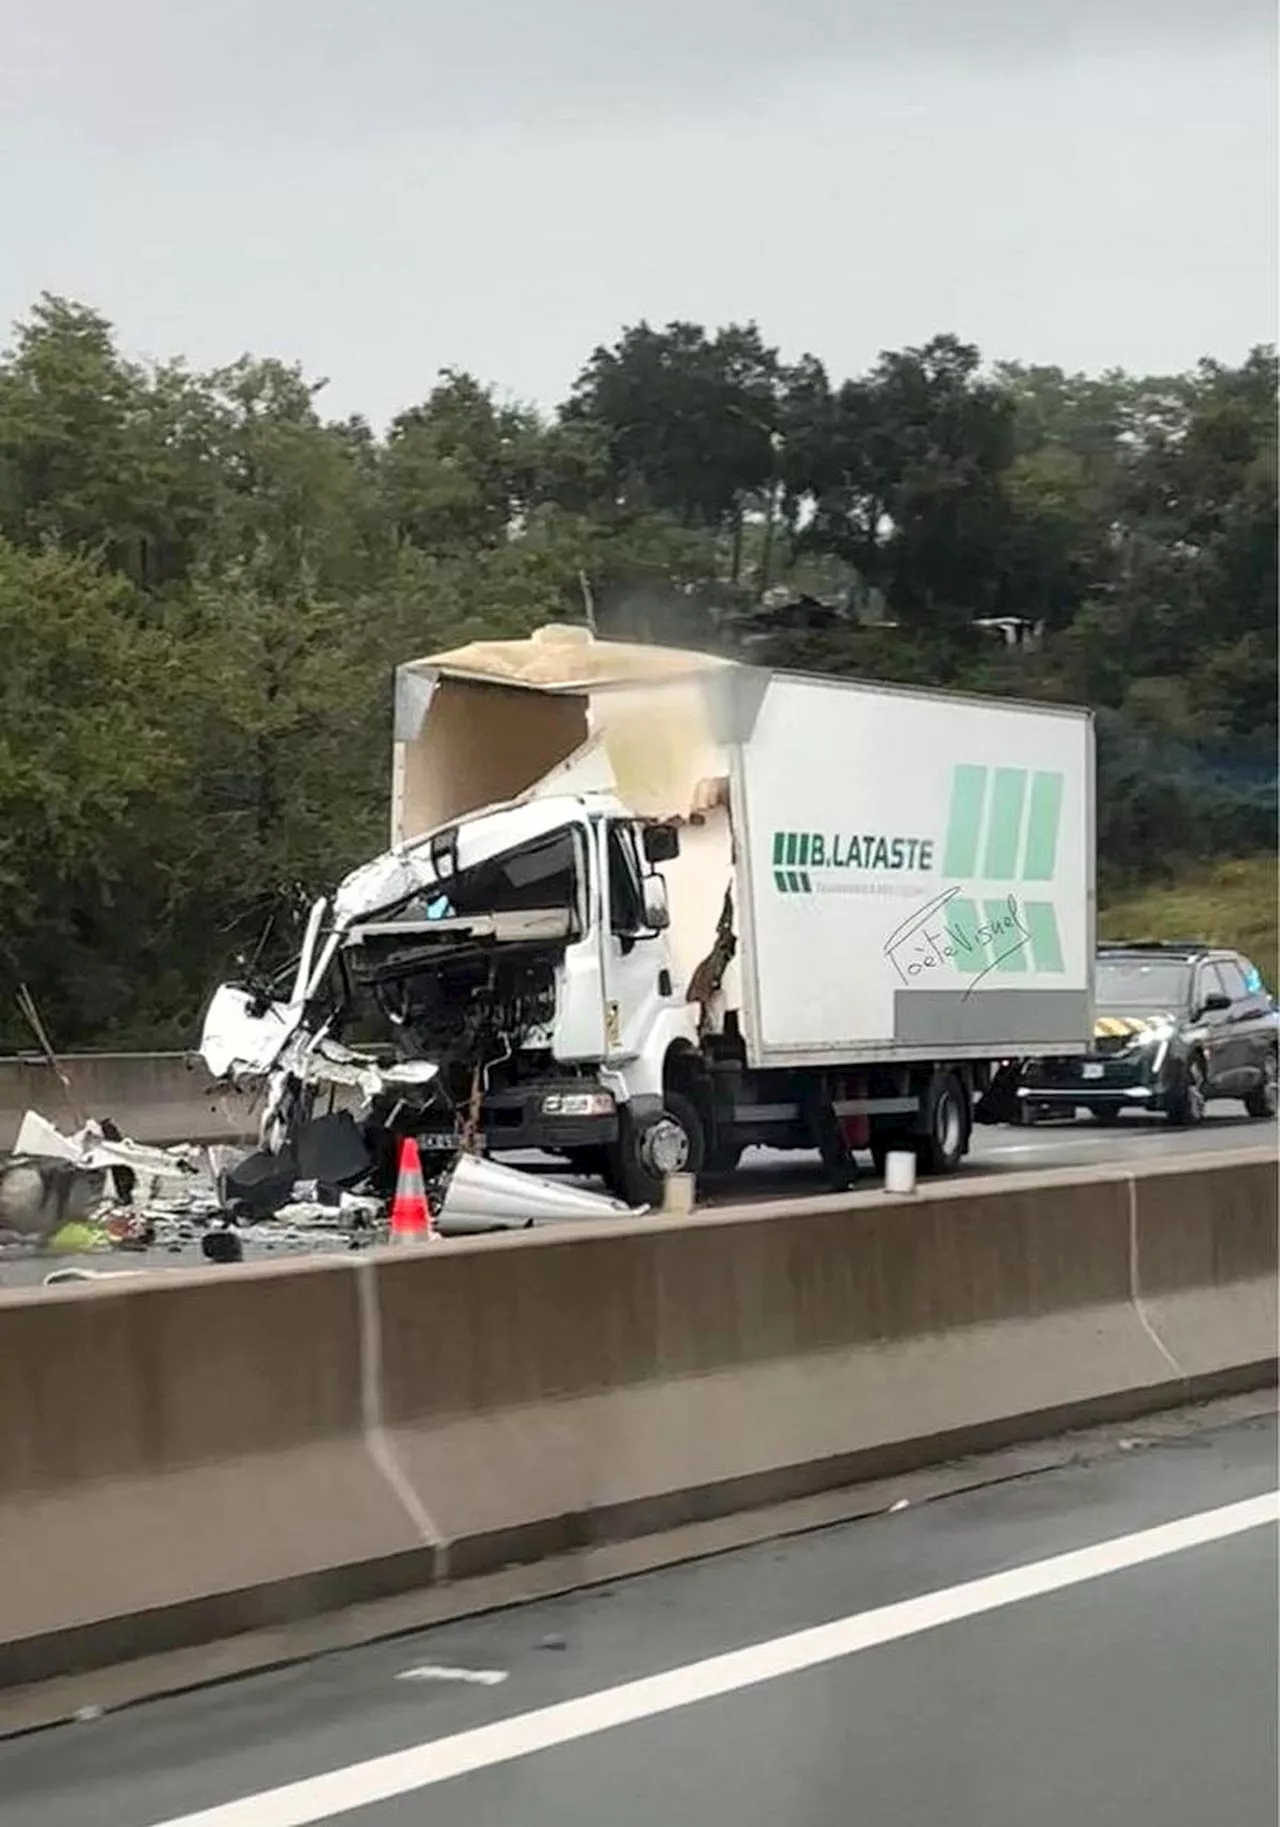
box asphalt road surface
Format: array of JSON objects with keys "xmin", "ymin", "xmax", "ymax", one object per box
[
  {"xmin": 2, "ymin": 1404, "xmax": 1274, "ymax": 1827},
  {"xmin": 2, "ymin": 1101, "xmax": 1274, "ymax": 1290}
]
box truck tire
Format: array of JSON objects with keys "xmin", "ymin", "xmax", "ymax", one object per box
[
  {"xmin": 1165, "ymin": 1055, "xmax": 1207, "ymax": 1127},
  {"xmin": 915, "ymin": 1071, "xmax": 969, "ymax": 1175},
  {"xmin": 607, "ymin": 1092, "xmax": 706, "ymax": 1209},
  {"xmin": 1243, "ymin": 1049, "xmax": 1278, "ymax": 1119}
]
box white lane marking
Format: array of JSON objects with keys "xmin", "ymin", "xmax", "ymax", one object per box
[
  {"xmin": 978, "ymin": 1136, "xmax": 1140, "ymax": 1157},
  {"xmin": 397, "ymin": 1664, "xmax": 509, "ymax": 1688},
  {"xmin": 146, "ymin": 1491, "xmax": 1278, "ymax": 1827}
]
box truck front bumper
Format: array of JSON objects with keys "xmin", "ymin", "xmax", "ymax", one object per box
[{"xmin": 481, "ymin": 1082, "xmax": 621, "ymax": 1154}]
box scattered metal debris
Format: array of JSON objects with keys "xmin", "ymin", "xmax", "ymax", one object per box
[{"xmin": 0, "ymin": 1097, "xmax": 643, "ymax": 1272}]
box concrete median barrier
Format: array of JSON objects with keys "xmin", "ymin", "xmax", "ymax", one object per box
[
  {"xmin": 0, "ymin": 1052, "xmax": 252, "ymax": 1151},
  {"xmin": 376, "ymin": 1149, "xmax": 1276, "ymax": 1574},
  {"xmin": 0, "ymin": 1147, "xmax": 1273, "ymax": 1694},
  {"xmin": 0, "ymin": 1258, "xmax": 434, "ymax": 1690}
]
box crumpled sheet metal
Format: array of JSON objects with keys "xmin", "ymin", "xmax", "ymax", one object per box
[
  {"xmin": 13, "ymin": 1109, "xmax": 207, "ymax": 1188},
  {"xmin": 1, "ymin": 1108, "xmax": 372, "ymax": 1259},
  {"xmin": 437, "ymin": 1152, "xmax": 646, "ymax": 1231}
]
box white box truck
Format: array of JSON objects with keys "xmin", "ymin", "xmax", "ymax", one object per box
[{"xmin": 202, "ymin": 624, "xmax": 1094, "ymax": 1202}]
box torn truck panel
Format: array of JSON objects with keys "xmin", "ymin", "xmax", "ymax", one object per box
[
  {"xmin": 392, "ymin": 623, "xmax": 737, "ymax": 845},
  {"xmin": 436, "ymin": 1151, "xmax": 645, "ymax": 1230},
  {"xmin": 290, "ymin": 896, "xmax": 327, "ymax": 1007},
  {"xmin": 200, "ymin": 983, "xmax": 302, "ymax": 1082}
]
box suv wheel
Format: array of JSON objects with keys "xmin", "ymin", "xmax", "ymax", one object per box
[
  {"xmin": 1166, "ymin": 1055, "xmax": 1207, "ymax": 1127},
  {"xmin": 1244, "ymin": 1049, "xmax": 1278, "ymax": 1120}
]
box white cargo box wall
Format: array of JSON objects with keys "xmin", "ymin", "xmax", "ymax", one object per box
[
  {"xmin": 391, "ymin": 628, "xmax": 1094, "ymax": 1067},
  {"xmin": 714, "ymin": 669, "xmax": 1095, "ymax": 1064}
]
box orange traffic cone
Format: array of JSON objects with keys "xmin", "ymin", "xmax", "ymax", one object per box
[{"xmin": 388, "ymin": 1135, "xmax": 431, "ymax": 1243}]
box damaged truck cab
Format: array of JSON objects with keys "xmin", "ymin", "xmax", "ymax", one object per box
[
  {"xmin": 201, "ymin": 624, "xmax": 1095, "ymax": 1205},
  {"xmin": 341, "ymin": 790, "xmax": 703, "ymax": 1206}
]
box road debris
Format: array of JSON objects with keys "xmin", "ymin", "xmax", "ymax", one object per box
[{"xmin": 1, "ymin": 1098, "xmax": 642, "ymax": 1271}]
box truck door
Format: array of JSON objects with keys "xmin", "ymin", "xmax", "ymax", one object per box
[
  {"xmin": 599, "ymin": 819, "xmax": 670, "ymax": 1063},
  {"xmin": 535, "ymin": 820, "xmax": 608, "ymax": 1062}
]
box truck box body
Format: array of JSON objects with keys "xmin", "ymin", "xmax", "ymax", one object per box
[
  {"xmin": 725, "ymin": 668, "xmax": 1093, "ymax": 1065},
  {"xmin": 392, "ymin": 626, "xmax": 1094, "ymax": 1068}
]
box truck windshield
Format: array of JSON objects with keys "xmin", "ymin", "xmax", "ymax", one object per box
[
  {"xmin": 1096, "ymin": 957, "xmax": 1189, "ymax": 1011},
  {"xmin": 431, "ymin": 827, "xmax": 581, "ymax": 928}
]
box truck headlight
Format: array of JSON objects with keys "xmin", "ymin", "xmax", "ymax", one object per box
[{"xmin": 541, "ymin": 1091, "xmax": 616, "ymax": 1118}]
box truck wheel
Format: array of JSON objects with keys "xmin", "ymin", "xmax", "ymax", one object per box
[
  {"xmin": 608, "ymin": 1092, "xmax": 706, "ymax": 1208},
  {"xmin": 1165, "ymin": 1055, "xmax": 1207, "ymax": 1127},
  {"xmin": 915, "ymin": 1072, "xmax": 969, "ymax": 1175},
  {"xmin": 1243, "ymin": 1049, "xmax": 1278, "ymax": 1119}
]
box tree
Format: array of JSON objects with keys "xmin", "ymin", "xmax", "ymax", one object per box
[
  {"xmin": 563, "ymin": 320, "xmax": 781, "ymax": 546},
  {"xmin": 382, "ymin": 371, "xmax": 545, "ymax": 554},
  {"xmin": 0, "ymin": 541, "xmax": 189, "ymax": 1045},
  {"xmin": 0, "ymin": 295, "xmax": 1273, "ymax": 1049},
  {"xmin": 782, "ymin": 334, "xmax": 1018, "ymax": 630}
]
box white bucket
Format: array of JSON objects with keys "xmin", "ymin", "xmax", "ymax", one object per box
[{"xmin": 884, "ymin": 1150, "xmax": 918, "ymax": 1195}]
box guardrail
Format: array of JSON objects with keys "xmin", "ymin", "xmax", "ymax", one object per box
[{"xmin": 0, "ymin": 1147, "xmax": 1274, "ymax": 1700}]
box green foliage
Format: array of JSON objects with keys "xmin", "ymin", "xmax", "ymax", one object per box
[
  {"xmin": 0, "ymin": 292, "xmax": 1273, "ymax": 1048},
  {"xmin": 1100, "ymin": 857, "xmax": 1278, "ymax": 994}
]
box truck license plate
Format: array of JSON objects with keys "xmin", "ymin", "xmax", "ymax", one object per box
[
  {"xmin": 1081, "ymin": 1063, "xmax": 1105, "ymax": 1080},
  {"xmin": 417, "ymin": 1132, "xmax": 460, "ymax": 1151}
]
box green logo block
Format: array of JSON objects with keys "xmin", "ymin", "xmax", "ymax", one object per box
[
  {"xmin": 942, "ymin": 764, "xmax": 1065, "ymax": 974},
  {"xmin": 771, "ymin": 830, "xmax": 813, "ymax": 895}
]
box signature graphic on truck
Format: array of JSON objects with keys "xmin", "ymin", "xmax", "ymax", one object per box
[{"xmin": 883, "ymin": 886, "xmax": 1031, "ymax": 995}]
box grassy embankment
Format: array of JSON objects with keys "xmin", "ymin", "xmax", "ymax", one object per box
[{"xmin": 1099, "ymin": 856, "xmax": 1278, "ymax": 991}]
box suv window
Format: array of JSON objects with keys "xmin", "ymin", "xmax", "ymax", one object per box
[
  {"xmin": 1234, "ymin": 955, "xmax": 1266, "ymax": 997},
  {"xmin": 1215, "ymin": 958, "xmax": 1249, "ymax": 1002},
  {"xmin": 1095, "ymin": 956, "xmax": 1190, "ymax": 1010},
  {"xmin": 1195, "ymin": 962, "xmax": 1231, "ymax": 1010}
]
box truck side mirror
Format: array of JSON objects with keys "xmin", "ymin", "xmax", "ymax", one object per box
[
  {"xmin": 1197, "ymin": 991, "xmax": 1231, "ymax": 1017},
  {"xmin": 642, "ymin": 875, "xmax": 671, "ymax": 931},
  {"xmin": 642, "ymin": 824, "xmax": 680, "ymax": 865}
]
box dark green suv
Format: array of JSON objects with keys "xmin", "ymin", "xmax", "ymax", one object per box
[{"xmin": 1017, "ymin": 942, "xmax": 1279, "ymax": 1126}]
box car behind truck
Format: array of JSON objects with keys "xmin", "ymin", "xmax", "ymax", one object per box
[
  {"xmin": 1016, "ymin": 940, "xmax": 1278, "ymax": 1127},
  {"xmin": 201, "ymin": 624, "xmax": 1096, "ymax": 1202}
]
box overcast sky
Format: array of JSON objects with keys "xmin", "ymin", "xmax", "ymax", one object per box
[{"xmin": 1, "ymin": 0, "xmax": 1275, "ymax": 422}]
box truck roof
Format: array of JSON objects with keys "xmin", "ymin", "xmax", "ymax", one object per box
[
  {"xmin": 403, "ymin": 623, "xmax": 1090, "ymax": 722},
  {"xmin": 408, "ymin": 623, "xmax": 737, "ymax": 692}
]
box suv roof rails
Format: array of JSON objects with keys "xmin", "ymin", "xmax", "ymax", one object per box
[{"xmin": 1097, "ymin": 939, "xmax": 1212, "ymax": 955}]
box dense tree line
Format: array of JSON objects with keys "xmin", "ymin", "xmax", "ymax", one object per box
[{"xmin": 0, "ymin": 296, "xmax": 1274, "ymax": 1048}]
